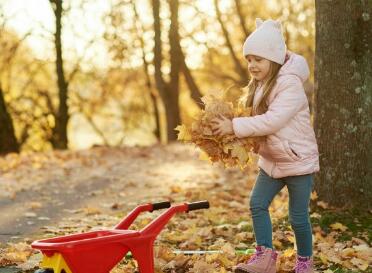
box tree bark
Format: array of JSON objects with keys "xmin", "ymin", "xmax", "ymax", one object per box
[
  {"xmin": 167, "ymin": 0, "xmax": 182, "ymax": 141},
  {"xmin": 50, "ymin": 0, "xmax": 69, "ymax": 149},
  {"xmin": 0, "ymin": 85, "xmax": 19, "ymax": 155},
  {"xmin": 314, "ymin": 0, "xmax": 372, "ymax": 210}
]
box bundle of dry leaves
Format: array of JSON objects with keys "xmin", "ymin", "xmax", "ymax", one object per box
[{"xmin": 176, "ymin": 90, "xmax": 259, "ymax": 169}]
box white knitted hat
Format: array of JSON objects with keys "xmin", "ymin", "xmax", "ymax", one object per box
[{"xmin": 243, "ymin": 18, "xmax": 287, "ymax": 65}]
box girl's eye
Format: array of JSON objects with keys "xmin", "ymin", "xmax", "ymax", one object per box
[{"xmin": 255, "ymin": 58, "xmax": 262, "ymax": 62}]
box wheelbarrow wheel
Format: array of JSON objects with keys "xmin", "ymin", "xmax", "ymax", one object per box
[{"xmin": 34, "ymin": 269, "xmax": 54, "ymax": 273}]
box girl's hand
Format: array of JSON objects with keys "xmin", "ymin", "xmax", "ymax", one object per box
[{"xmin": 211, "ymin": 114, "xmax": 234, "ymax": 136}]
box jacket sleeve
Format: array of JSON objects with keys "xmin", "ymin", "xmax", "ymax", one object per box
[{"xmin": 232, "ymin": 76, "xmax": 307, "ymax": 138}]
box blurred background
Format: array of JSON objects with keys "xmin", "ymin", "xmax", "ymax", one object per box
[{"xmin": 0, "ymin": 0, "xmax": 314, "ymax": 151}]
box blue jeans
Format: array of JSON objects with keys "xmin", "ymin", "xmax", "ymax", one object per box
[{"xmin": 249, "ymin": 169, "xmax": 313, "ymax": 256}]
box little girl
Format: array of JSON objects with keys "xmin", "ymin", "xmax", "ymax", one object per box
[{"xmin": 211, "ymin": 18, "xmax": 319, "ymax": 273}]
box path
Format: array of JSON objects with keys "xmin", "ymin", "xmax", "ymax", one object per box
[{"xmin": 0, "ymin": 143, "xmax": 255, "ymax": 244}]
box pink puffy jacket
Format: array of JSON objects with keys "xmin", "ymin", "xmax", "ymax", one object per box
[{"xmin": 232, "ymin": 52, "xmax": 320, "ymax": 178}]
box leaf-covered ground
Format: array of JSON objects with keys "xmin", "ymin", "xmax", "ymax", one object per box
[{"xmin": 0, "ymin": 144, "xmax": 371, "ymax": 273}]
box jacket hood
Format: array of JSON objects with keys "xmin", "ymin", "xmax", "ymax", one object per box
[{"xmin": 278, "ymin": 51, "xmax": 310, "ymax": 83}]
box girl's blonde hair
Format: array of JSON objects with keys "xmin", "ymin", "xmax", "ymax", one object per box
[{"xmin": 241, "ymin": 61, "xmax": 282, "ymax": 115}]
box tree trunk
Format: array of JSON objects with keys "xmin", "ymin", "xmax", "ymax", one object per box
[
  {"xmin": 152, "ymin": 0, "xmax": 182, "ymax": 142},
  {"xmin": 0, "ymin": 85, "xmax": 19, "ymax": 155},
  {"xmin": 167, "ymin": 0, "xmax": 182, "ymax": 141},
  {"xmin": 314, "ymin": 0, "xmax": 372, "ymax": 210},
  {"xmin": 131, "ymin": 1, "xmax": 161, "ymax": 141},
  {"xmin": 51, "ymin": 0, "xmax": 69, "ymax": 149}
]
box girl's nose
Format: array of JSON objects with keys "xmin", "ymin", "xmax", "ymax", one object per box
[{"xmin": 248, "ymin": 63, "xmax": 255, "ymax": 70}]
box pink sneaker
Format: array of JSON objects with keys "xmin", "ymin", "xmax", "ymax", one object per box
[
  {"xmin": 234, "ymin": 246, "xmax": 277, "ymax": 273},
  {"xmin": 294, "ymin": 256, "xmax": 314, "ymax": 273}
]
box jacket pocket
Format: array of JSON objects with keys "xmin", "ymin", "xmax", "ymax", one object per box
[
  {"xmin": 283, "ymin": 140, "xmax": 301, "ymax": 161},
  {"xmin": 260, "ymin": 138, "xmax": 301, "ymax": 162}
]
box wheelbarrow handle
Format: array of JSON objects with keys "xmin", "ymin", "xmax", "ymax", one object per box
[
  {"xmin": 186, "ymin": 200, "xmax": 210, "ymax": 212},
  {"xmin": 151, "ymin": 201, "xmax": 171, "ymax": 211},
  {"xmin": 140, "ymin": 201, "xmax": 210, "ymax": 235},
  {"xmin": 115, "ymin": 201, "xmax": 170, "ymax": 230}
]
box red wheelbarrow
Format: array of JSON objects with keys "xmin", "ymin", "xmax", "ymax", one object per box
[{"xmin": 31, "ymin": 201, "xmax": 210, "ymax": 273}]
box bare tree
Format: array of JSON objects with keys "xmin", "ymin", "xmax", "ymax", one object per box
[
  {"xmin": 49, "ymin": 0, "xmax": 69, "ymax": 149},
  {"xmin": 0, "ymin": 84, "xmax": 19, "ymax": 154},
  {"xmin": 152, "ymin": 0, "xmax": 182, "ymax": 141},
  {"xmin": 0, "ymin": 15, "xmax": 30, "ymax": 154},
  {"xmin": 131, "ymin": 1, "xmax": 161, "ymax": 141}
]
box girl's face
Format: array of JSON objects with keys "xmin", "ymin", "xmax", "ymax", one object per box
[{"xmin": 246, "ymin": 55, "xmax": 271, "ymax": 81}]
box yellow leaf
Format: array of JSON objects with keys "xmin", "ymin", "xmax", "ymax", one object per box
[
  {"xmin": 283, "ymin": 248, "xmax": 295, "ymax": 257},
  {"xmin": 219, "ymin": 267, "xmax": 227, "ymax": 273},
  {"xmin": 287, "ymin": 235, "xmax": 295, "ymax": 243},
  {"xmin": 218, "ymin": 254, "xmax": 234, "ymax": 267},
  {"xmin": 175, "ymin": 125, "xmax": 192, "ymax": 141},
  {"xmin": 29, "ymin": 202, "xmax": 43, "ymax": 209},
  {"xmin": 319, "ymin": 253, "xmax": 328, "ymax": 264},
  {"xmin": 310, "ymin": 191, "xmax": 318, "ymax": 200},
  {"xmin": 350, "ymin": 257, "xmax": 369, "ymax": 271},
  {"xmin": 310, "ymin": 212, "xmax": 321, "ymax": 218},
  {"xmin": 330, "ymin": 222, "xmax": 348, "ymax": 232},
  {"xmin": 206, "ymin": 253, "xmax": 219, "ymax": 263},
  {"xmin": 221, "ymin": 242, "xmax": 236, "ymax": 257},
  {"xmin": 83, "ymin": 207, "xmax": 101, "ymax": 215},
  {"xmin": 341, "ymin": 247, "xmax": 355, "ymax": 258},
  {"xmin": 170, "ymin": 185, "xmax": 182, "ymax": 193},
  {"xmin": 231, "ymin": 144, "xmax": 249, "ymax": 164},
  {"xmin": 317, "ymin": 200, "xmax": 329, "ymax": 209},
  {"xmin": 199, "ymin": 151, "xmax": 211, "ymax": 161},
  {"xmin": 273, "ymin": 239, "xmax": 283, "ymax": 248},
  {"xmin": 191, "ymin": 260, "xmax": 216, "ymax": 273}
]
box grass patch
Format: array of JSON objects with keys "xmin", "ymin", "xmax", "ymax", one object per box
[{"xmin": 311, "ymin": 206, "xmax": 371, "ymax": 243}]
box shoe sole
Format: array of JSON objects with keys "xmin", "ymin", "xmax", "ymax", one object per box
[
  {"xmin": 234, "ymin": 267, "xmax": 257, "ymax": 273},
  {"xmin": 234, "ymin": 269, "xmax": 249, "ymax": 273}
]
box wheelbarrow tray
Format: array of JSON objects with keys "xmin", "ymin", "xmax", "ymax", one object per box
[{"xmin": 32, "ymin": 229, "xmax": 140, "ymax": 273}]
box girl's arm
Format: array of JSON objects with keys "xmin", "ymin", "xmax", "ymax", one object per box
[{"xmin": 232, "ymin": 76, "xmax": 308, "ymax": 138}]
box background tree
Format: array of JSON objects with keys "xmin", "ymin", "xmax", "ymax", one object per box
[
  {"xmin": 0, "ymin": 85, "xmax": 19, "ymax": 154},
  {"xmin": 49, "ymin": 0, "xmax": 69, "ymax": 149},
  {"xmin": 0, "ymin": 17, "xmax": 19, "ymax": 154},
  {"xmin": 152, "ymin": 0, "xmax": 183, "ymax": 141},
  {"xmin": 131, "ymin": 1, "xmax": 162, "ymax": 141},
  {"xmin": 314, "ymin": 0, "xmax": 372, "ymax": 209}
]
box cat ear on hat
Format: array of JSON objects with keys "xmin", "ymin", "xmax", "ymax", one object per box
[{"xmin": 255, "ymin": 18, "xmax": 264, "ymax": 28}]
